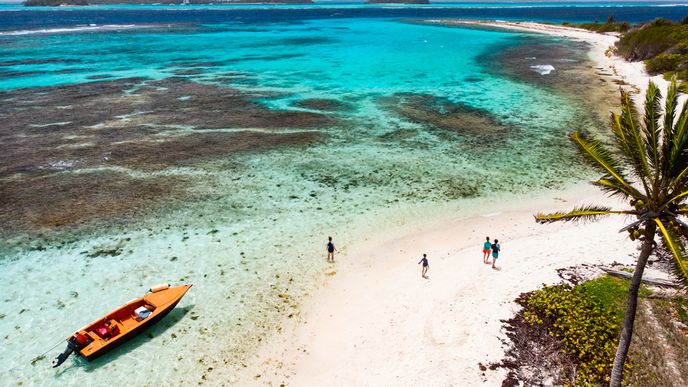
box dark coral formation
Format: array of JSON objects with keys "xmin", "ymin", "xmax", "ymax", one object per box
[
  {"xmin": 293, "ymin": 98, "xmax": 351, "ymax": 112},
  {"xmin": 0, "ymin": 58, "xmax": 82, "ymax": 67},
  {"xmin": 0, "ymin": 172, "xmax": 190, "ymax": 231},
  {"xmin": 484, "ymin": 37, "xmax": 589, "ymax": 89},
  {"xmin": 481, "ymin": 35, "xmax": 615, "ymax": 131},
  {"xmin": 0, "ymin": 77, "xmax": 331, "ymax": 233},
  {"xmin": 109, "ymin": 131, "xmax": 322, "ymax": 170},
  {"xmin": 245, "ymin": 37, "xmax": 337, "ymax": 48},
  {"xmin": 0, "ymin": 67, "xmax": 95, "ymax": 80},
  {"xmin": 378, "ymin": 93, "xmax": 511, "ymax": 136}
]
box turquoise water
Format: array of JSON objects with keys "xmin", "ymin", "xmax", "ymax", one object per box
[
  {"xmin": 0, "ymin": 13, "xmax": 617, "ymax": 385},
  {"xmin": 1, "ymin": 2, "xmax": 687, "ymax": 10}
]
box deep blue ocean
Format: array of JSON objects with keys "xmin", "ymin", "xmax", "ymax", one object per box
[{"xmin": 1, "ymin": 2, "xmax": 688, "ymax": 31}]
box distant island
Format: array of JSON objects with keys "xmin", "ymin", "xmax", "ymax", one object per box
[
  {"xmin": 366, "ymin": 0, "xmax": 430, "ymax": 4},
  {"xmin": 24, "ymin": 0, "xmax": 312, "ymax": 5}
]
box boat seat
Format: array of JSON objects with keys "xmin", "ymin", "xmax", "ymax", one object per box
[
  {"xmin": 94, "ymin": 321, "xmax": 120, "ymax": 340},
  {"xmin": 143, "ymin": 296, "xmax": 159, "ymax": 308}
]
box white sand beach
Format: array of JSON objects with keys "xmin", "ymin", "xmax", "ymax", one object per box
[
  {"xmin": 250, "ymin": 22, "xmax": 669, "ymax": 386},
  {"xmin": 256, "ymin": 187, "xmax": 641, "ymax": 386}
]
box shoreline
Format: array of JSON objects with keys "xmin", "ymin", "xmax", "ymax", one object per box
[
  {"xmin": 255, "ymin": 186, "xmax": 639, "ymax": 386},
  {"xmin": 249, "ymin": 21, "xmax": 669, "ymax": 386},
  {"xmin": 432, "ymin": 20, "xmax": 678, "ymax": 107}
]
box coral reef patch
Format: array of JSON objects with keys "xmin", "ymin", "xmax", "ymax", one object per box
[{"xmin": 0, "ymin": 77, "xmax": 331, "ymax": 234}]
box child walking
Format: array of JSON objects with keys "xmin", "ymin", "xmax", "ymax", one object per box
[
  {"xmin": 491, "ymin": 239, "xmax": 501, "ymax": 269},
  {"xmin": 418, "ymin": 253, "xmax": 429, "ymax": 279},
  {"xmin": 326, "ymin": 236, "xmax": 337, "ymax": 262}
]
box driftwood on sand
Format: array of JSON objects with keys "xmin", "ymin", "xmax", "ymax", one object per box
[{"xmin": 601, "ymin": 267, "xmax": 680, "ymax": 288}]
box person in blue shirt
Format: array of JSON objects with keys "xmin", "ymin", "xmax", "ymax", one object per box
[
  {"xmin": 418, "ymin": 253, "xmax": 429, "ymax": 279},
  {"xmin": 326, "ymin": 236, "xmax": 337, "ymax": 262},
  {"xmin": 482, "ymin": 236, "xmax": 492, "ymax": 264},
  {"xmin": 491, "ymin": 239, "xmax": 501, "ymax": 269}
]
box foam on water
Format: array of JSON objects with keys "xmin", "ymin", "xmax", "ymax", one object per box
[
  {"xmin": 0, "ymin": 24, "xmax": 141, "ymax": 36},
  {"xmin": 530, "ymin": 64, "xmax": 556, "ymax": 75}
]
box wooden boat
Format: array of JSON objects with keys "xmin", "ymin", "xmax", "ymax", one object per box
[{"xmin": 52, "ymin": 284, "xmax": 192, "ymax": 367}]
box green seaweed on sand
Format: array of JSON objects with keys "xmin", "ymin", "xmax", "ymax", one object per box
[{"xmin": 30, "ymin": 355, "xmax": 45, "ymax": 366}]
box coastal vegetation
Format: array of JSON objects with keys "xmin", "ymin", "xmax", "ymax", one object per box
[
  {"xmin": 521, "ymin": 280, "xmax": 625, "ymax": 384},
  {"xmin": 563, "ymin": 16, "xmax": 631, "ymax": 34},
  {"xmin": 617, "ymin": 18, "xmax": 688, "ymax": 81},
  {"xmin": 566, "ymin": 17, "xmax": 688, "ymax": 81},
  {"xmin": 534, "ymin": 79, "xmax": 688, "ymax": 386},
  {"xmin": 510, "ymin": 276, "xmax": 632, "ymax": 384},
  {"xmin": 501, "ymin": 274, "xmax": 687, "ymax": 385}
]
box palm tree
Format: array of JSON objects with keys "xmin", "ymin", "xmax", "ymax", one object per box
[{"xmin": 535, "ymin": 79, "xmax": 688, "ymax": 387}]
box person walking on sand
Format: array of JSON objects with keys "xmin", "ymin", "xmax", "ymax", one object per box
[
  {"xmin": 482, "ymin": 236, "xmax": 492, "ymax": 264},
  {"xmin": 491, "ymin": 239, "xmax": 501, "ymax": 269},
  {"xmin": 326, "ymin": 236, "xmax": 337, "ymax": 262},
  {"xmin": 418, "ymin": 253, "xmax": 429, "ymax": 279}
]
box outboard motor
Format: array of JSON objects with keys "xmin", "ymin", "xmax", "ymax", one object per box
[
  {"xmin": 52, "ymin": 341, "xmax": 75, "ymax": 368},
  {"xmin": 52, "ymin": 333, "xmax": 91, "ymax": 368}
]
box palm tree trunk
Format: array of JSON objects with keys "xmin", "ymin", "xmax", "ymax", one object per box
[{"xmin": 609, "ymin": 221, "xmax": 657, "ymax": 387}]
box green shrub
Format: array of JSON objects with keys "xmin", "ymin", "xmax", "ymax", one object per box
[
  {"xmin": 578, "ymin": 275, "xmax": 643, "ymax": 323},
  {"xmin": 664, "ymin": 70, "xmax": 688, "ymax": 82},
  {"xmin": 575, "ymin": 21, "xmax": 632, "ymax": 33},
  {"xmin": 617, "ymin": 24, "xmax": 680, "ymax": 60},
  {"xmin": 646, "ymin": 54, "xmax": 684, "ymax": 74},
  {"xmin": 518, "ymin": 282, "xmax": 627, "ymax": 384},
  {"xmin": 650, "ymin": 17, "xmax": 674, "ymax": 27},
  {"xmin": 676, "ymin": 297, "xmax": 688, "ymax": 324}
]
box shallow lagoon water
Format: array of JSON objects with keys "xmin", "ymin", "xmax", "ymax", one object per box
[{"xmin": 0, "ymin": 10, "xmax": 630, "ymax": 385}]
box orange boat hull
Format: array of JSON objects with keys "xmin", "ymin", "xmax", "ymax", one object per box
[{"xmin": 71, "ymin": 284, "xmax": 192, "ymax": 361}]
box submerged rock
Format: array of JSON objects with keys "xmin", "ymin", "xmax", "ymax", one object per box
[{"xmin": 378, "ymin": 93, "xmax": 512, "ymax": 137}]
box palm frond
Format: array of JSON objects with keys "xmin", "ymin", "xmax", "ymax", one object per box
[
  {"xmin": 665, "ymin": 190, "xmax": 688, "ymax": 209},
  {"xmin": 610, "ymin": 111, "xmax": 639, "ymax": 170},
  {"xmin": 662, "ymin": 77, "xmax": 679, "ymax": 153},
  {"xmin": 655, "ymin": 219, "xmax": 688, "ymax": 288},
  {"xmin": 593, "ymin": 178, "xmax": 644, "ymax": 200},
  {"xmin": 643, "ymin": 82, "xmax": 662, "ymax": 174},
  {"xmin": 668, "ymin": 90, "xmax": 688, "ymax": 175},
  {"xmin": 610, "ymin": 111, "xmax": 653, "ymax": 195},
  {"xmin": 618, "ymin": 90, "xmax": 653, "ymax": 194},
  {"xmin": 668, "ymin": 164, "xmax": 688, "ymax": 193},
  {"xmin": 675, "ymin": 205, "xmax": 688, "ymax": 214},
  {"xmin": 534, "ymin": 205, "xmax": 617, "ymax": 224},
  {"xmin": 570, "ymin": 131, "xmax": 640, "ymax": 193},
  {"xmin": 671, "ymin": 216, "xmax": 688, "ymax": 236}
]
